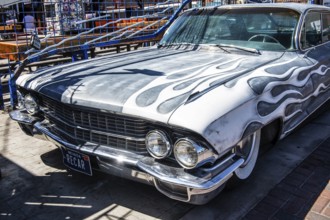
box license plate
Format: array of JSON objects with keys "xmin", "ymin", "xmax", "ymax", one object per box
[{"xmin": 61, "ymin": 148, "xmax": 92, "ymax": 176}]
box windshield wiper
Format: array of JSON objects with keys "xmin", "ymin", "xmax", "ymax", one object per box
[
  {"xmin": 216, "ymin": 43, "xmax": 261, "ymax": 55},
  {"xmin": 206, "ymin": 44, "xmax": 231, "ymax": 53},
  {"xmin": 158, "ymin": 42, "xmax": 199, "ymax": 48}
]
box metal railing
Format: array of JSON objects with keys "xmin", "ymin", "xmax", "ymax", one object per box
[
  {"xmin": 0, "ymin": 0, "xmax": 279, "ymax": 109},
  {"xmin": 0, "ymin": 0, "xmax": 200, "ymax": 109}
]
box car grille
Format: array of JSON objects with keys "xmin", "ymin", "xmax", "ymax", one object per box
[{"xmin": 39, "ymin": 95, "xmax": 150, "ymax": 154}]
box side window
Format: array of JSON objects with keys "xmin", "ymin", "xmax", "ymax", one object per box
[
  {"xmin": 322, "ymin": 13, "xmax": 330, "ymax": 43},
  {"xmin": 301, "ymin": 12, "xmax": 322, "ymax": 49}
]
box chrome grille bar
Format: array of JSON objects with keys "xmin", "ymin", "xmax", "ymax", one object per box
[
  {"xmin": 39, "ymin": 95, "xmax": 149, "ymax": 153},
  {"xmin": 43, "ymin": 110, "xmax": 145, "ymax": 141}
]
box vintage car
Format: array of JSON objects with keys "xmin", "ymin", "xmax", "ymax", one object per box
[{"xmin": 10, "ymin": 3, "xmax": 330, "ymax": 204}]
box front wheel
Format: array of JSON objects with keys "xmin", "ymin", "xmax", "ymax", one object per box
[
  {"xmin": 227, "ymin": 130, "xmax": 261, "ymax": 189},
  {"xmin": 234, "ymin": 130, "xmax": 261, "ymax": 180}
]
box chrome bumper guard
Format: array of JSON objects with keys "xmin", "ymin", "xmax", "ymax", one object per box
[{"xmin": 11, "ymin": 110, "xmax": 244, "ymax": 204}]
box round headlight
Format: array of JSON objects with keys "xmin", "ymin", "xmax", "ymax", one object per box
[
  {"xmin": 174, "ymin": 139, "xmax": 213, "ymax": 169},
  {"xmin": 16, "ymin": 91, "xmax": 25, "ymax": 110},
  {"xmin": 145, "ymin": 130, "xmax": 171, "ymax": 159},
  {"xmin": 24, "ymin": 94, "xmax": 39, "ymax": 114},
  {"xmin": 174, "ymin": 139, "xmax": 199, "ymax": 169}
]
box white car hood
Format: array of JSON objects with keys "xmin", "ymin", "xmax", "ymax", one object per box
[{"xmin": 17, "ymin": 47, "xmax": 283, "ymax": 123}]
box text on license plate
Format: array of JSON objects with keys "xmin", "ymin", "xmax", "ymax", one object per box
[{"xmin": 61, "ymin": 148, "xmax": 92, "ymax": 176}]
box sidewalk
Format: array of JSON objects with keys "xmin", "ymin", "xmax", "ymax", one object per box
[{"xmin": 244, "ymin": 136, "xmax": 330, "ymax": 219}]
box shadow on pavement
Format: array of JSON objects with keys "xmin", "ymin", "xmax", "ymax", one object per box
[{"xmin": 0, "ymin": 150, "xmax": 192, "ymax": 220}]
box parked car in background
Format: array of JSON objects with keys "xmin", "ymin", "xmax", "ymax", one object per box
[{"xmin": 10, "ymin": 3, "xmax": 330, "ymax": 204}]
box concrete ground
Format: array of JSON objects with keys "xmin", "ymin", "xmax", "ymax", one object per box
[
  {"xmin": 0, "ymin": 107, "xmax": 330, "ymax": 220},
  {"xmin": 244, "ymin": 114, "xmax": 330, "ymax": 220}
]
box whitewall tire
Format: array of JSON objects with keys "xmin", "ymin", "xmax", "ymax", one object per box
[{"xmin": 233, "ymin": 130, "xmax": 261, "ymax": 180}]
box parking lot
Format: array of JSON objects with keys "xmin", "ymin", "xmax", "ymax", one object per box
[{"xmin": 0, "ymin": 106, "xmax": 329, "ymax": 219}]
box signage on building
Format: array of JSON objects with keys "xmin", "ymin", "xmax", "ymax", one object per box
[
  {"xmin": 324, "ymin": 0, "xmax": 330, "ymax": 6},
  {"xmin": 30, "ymin": 33, "xmax": 41, "ymax": 50}
]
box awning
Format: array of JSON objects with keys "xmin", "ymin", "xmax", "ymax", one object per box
[{"xmin": 1, "ymin": 0, "xmax": 30, "ymax": 7}]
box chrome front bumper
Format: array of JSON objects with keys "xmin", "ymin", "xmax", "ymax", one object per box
[{"xmin": 10, "ymin": 110, "xmax": 243, "ymax": 204}]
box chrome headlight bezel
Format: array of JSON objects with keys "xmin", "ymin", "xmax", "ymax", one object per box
[
  {"xmin": 145, "ymin": 130, "xmax": 171, "ymax": 159},
  {"xmin": 174, "ymin": 138, "xmax": 215, "ymax": 169},
  {"xmin": 24, "ymin": 94, "xmax": 39, "ymax": 114}
]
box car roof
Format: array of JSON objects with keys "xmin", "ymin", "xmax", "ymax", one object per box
[{"xmin": 201, "ymin": 3, "xmax": 330, "ymax": 14}]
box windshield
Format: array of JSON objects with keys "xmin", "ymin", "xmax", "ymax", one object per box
[{"xmin": 160, "ymin": 7, "xmax": 300, "ymax": 51}]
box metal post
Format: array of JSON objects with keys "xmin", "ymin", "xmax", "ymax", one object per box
[
  {"xmin": 72, "ymin": 54, "xmax": 78, "ymax": 61},
  {"xmin": 9, "ymin": 74, "xmax": 17, "ymax": 109},
  {"xmin": 82, "ymin": 49, "xmax": 88, "ymax": 59},
  {"xmin": 0, "ymin": 76, "xmax": 3, "ymax": 110}
]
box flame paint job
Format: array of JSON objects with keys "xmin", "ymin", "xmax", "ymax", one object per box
[{"xmin": 16, "ymin": 5, "xmax": 330, "ymax": 156}]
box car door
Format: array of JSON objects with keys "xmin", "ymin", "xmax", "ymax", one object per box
[{"xmin": 299, "ymin": 10, "xmax": 330, "ymax": 118}]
